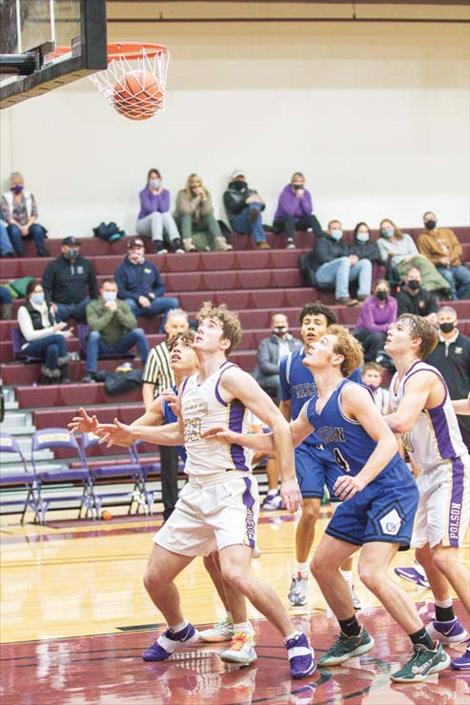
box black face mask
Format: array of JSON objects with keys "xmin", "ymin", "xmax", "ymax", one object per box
[
  {"xmin": 407, "ymin": 280, "xmax": 420, "ymax": 291},
  {"xmin": 439, "ymin": 322, "xmax": 455, "ymax": 334},
  {"xmin": 292, "ymin": 184, "xmax": 303, "ymax": 191},
  {"xmin": 425, "ymin": 220, "xmax": 437, "ymax": 230},
  {"xmin": 232, "ymin": 181, "xmax": 246, "ymax": 191},
  {"xmin": 64, "ymin": 249, "xmax": 79, "ymax": 260},
  {"xmin": 375, "ymin": 290, "xmax": 388, "ymax": 301}
]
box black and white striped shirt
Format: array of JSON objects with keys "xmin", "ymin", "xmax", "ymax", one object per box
[{"xmin": 142, "ymin": 341, "xmax": 175, "ymax": 397}]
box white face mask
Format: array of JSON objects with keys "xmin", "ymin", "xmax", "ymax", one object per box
[
  {"xmin": 356, "ymin": 232, "xmax": 369, "ymax": 242},
  {"xmin": 102, "ymin": 291, "xmax": 117, "ymax": 303},
  {"xmin": 149, "ymin": 178, "xmax": 161, "ymax": 189}
]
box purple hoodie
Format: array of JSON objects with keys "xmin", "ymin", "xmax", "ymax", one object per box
[
  {"xmin": 138, "ymin": 188, "xmax": 170, "ymax": 219},
  {"xmin": 274, "ymin": 184, "xmax": 313, "ymax": 219},
  {"xmin": 356, "ymin": 295, "xmax": 398, "ymax": 333}
]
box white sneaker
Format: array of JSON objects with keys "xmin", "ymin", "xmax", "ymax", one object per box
[
  {"xmin": 350, "ymin": 584, "xmax": 362, "ymax": 611},
  {"xmin": 220, "ymin": 631, "xmax": 257, "ymax": 665},
  {"xmin": 199, "ymin": 616, "xmax": 234, "ymax": 643},
  {"xmin": 261, "ymin": 490, "xmax": 283, "ymax": 511},
  {"xmin": 288, "ymin": 574, "xmax": 308, "ymax": 607},
  {"xmin": 215, "ymin": 236, "xmax": 233, "ymax": 251}
]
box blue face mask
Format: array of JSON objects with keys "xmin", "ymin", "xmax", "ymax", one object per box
[
  {"xmin": 382, "ymin": 227, "xmax": 394, "ymax": 239},
  {"xmin": 356, "ymin": 232, "xmax": 369, "ymax": 242},
  {"xmin": 31, "ymin": 293, "xmax": 45, "ymax": 306},
  {"xmin": 330, "ymin": 229, "xmax": 343, "ymax": 241},
  {"xmin": 102, "ymin": 291, "xmax": 117, "ymax": 303}
]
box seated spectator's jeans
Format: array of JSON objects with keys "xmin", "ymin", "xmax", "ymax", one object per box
[
  {"xmin": 353, "ymin": 328, "xmax": 386, "ymax": 362},
  {"xmin": 23, "ymin": 334, "xmax": 68, "ymax": 371},
  {"xmin": 125, "ymin": 296, "xmax": 180, "ymax": 330},
  {"xmin": 230, "ymin": 204, "xmax": 266, "ymax": 244},
  {"xmin": 315, "ymin": 256, "xmax": 372, "ymax": 299},
  {"xmin": 437, "ymin": 265, "xmax": 470, "ymax": 300},
  {"xmin": 272, "ymin": 215, "xmax": 319, "ymax": 240},
  {"xmin": 86, "ymin": 328, "xmax": 149, "ymax": 373},
  {"xmin": 0, "ymin": 220, "xmax": 14, "ymax": 255},
  {"xmin": 56, "ymin": 299, "xmax": 90, "ymax": 323},
  {"xmin": 7, "ymin": 223, "xmax": 47, "ymax": 256},
  {"xmin": 0, "ymin": 286, "xmax": 12, "ymax": 304},
  {"xmin": 136, "ymin": 212, "xmax": 180, "ymax": 245}
]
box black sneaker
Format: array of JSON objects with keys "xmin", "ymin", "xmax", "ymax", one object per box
[
  {"xmin": 81, "ymin": 373, "xmax": 96, "ymax": 383},
  {"xmin": 154, "ymin": 241, "xmax": 168, "ymax": 254},
  {"xmin": 171, "ymin": 238, "xmax": 185, "ymax": 254}
]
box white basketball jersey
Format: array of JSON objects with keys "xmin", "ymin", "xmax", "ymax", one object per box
[
  {"xmin": 181, "ymin": 361, "xmax": 254, "ymax": 476},
  {"xmin": 390, "ymin": 360, "xmax": 467, "ymax": 471}
]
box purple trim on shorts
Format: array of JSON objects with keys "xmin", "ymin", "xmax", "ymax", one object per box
[
  {"xmin": 228, "ymin": 400, "xmax": 249, "ymax": 471},
  {"xmin": 448, "ymin": 456, "xmax": 464, "ymax": 548},
  {"xmin": 428, "ymin": 404, "xmax": 455, "ymax": 459},
  {"xmin": 242, "ymin": 477, "xmax": 256, "ymax": 548}
]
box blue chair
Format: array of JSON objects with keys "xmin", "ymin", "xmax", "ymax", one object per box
[
  {"xmin": 11, "ymin": 328, "xmax": 43, "ymax": 363},
  {"xmin": 31, "ymin": 428, "xmax": 95, "ymax": 523},
  {"xmin": 0, "ymin": 432, "xmax": 38, "ymax": 523}
]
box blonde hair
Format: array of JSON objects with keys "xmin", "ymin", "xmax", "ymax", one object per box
[
  {"xmin": 197, "ymin": 302, "xmax": 242, "ymax": 355},
  {"xmin": 397, "ymin": 314, "xmax": 439, "ymax": 358},
  {"xmin": 328, "ymin": 325, "xmax": 364, "ymax": 377},
  {"xmin": 184, "ymin": 173, "xmax": 206, "ymax": 196},
  {"xmin": 380, "ymin": 218, "xmax": 403, "ymax": 240}
]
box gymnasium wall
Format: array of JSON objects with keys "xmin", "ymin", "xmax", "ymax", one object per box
[{"xmin": 1, "ymin": 19, "xmax": 469, "ymax": 238}]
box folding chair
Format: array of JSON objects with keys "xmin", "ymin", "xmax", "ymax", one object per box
[
  {"xmin": 31, "ymin": 428, "xmax": 95, "ymax": 523},
  {"xmin": 11, "ymin": 328, "xmax": 43, "ymax": 363},
  {"xmin": 0, "ymin": 432, "xmax": 38, "ymax": 523},
  {"xmin": 77, "ymin": 324, "xmax": 135, "ymax": 362}
]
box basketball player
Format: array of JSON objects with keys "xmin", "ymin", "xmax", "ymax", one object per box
[
  {"xmin": 205, "ymin": 326, "xmax": 450, "ymax": 682},
  {"xmin": 279, "ymin": 304, "xmax": 361, "ymax": 609},
  {"xmin": 384, "ymin": 314, "xmax": 470, "ymax": 671},
  {"xmin": 94, "ymin": 303, "xmax": 316, "ymax": 679}
]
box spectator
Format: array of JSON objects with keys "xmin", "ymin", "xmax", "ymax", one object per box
[
  {"xmin": 353, "ymin": 279, "xmax": 397, "ymax": 362},
  {"xmin": 142, "ymin": 308, "xmax": 190, "ymax": 522},
  {"xmin": 349, "ymin": 221, "xmax": 382, "ymax": 267},
  {"xmin": 426, "ymin": 306, "xmax": 470, "ymax": 450},
  {"xmin": 361, "ymin": 362, "xmax": 390, "ymax": 414},
  {"xmin": 0, "ymin": 218, "xmax": 14, "ymax": 257},
  {"xmin": 223, "ymin": 169, "xmax": 269, "ymax": 249},
  {"xmin": 253, "ymin": 313, "xmax": 302, "ymax": 398},
  {"xmin": 377, "ymin": 217, "xmax": 450, "ymax": 294},
  {"xmin": 312, "ymin": 219, "xmax": 372, "ymax": 306},
  {"xmin": 83, "ymin": 278, "xmax": 149, "ymax": 382},
  {"xmin": 174, "ymin": 174, "xmax": 232, "ymax": 252},
  {"xmin": 115, "ymin": 237, "xmax": 180, "ymax": 329},
  {"xmin": 0, "ymin": 285, "xmax": 13, "ymax": 320},
  {"xmin": 396, "ymin": 266, "xmax": 438, "ymax": 324},
  {"xmin": 418, "ymin": 211, "xmax": 470, "ymax": 300},
  {"xmin": 0, "ymin": 172, "xmax": 49, "ymax": 257},
  {"xmin": 272, "ymin": 172, "xmax": 322, "ymax": 248},
  {"xmin": 42, "ymin": 236, "xmax": 98, "ymax": 323},
  {"xmin": 17, "ymin": 280, "xmax": 72, "ymax": 384},
  {"xmin": 136, "ymin": 168, "xmax": 183, "ymax": 254}
]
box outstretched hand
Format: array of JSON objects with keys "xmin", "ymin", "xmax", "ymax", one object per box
[
  {"xmin": 68, "ymin": 407, "xmax": 99, "ymax": 435},
  {"xmin": 280, "ymin": 477, "xmax": 303, "ymax": 514},
  {"xmin": 95, "ymin": 418, "xmax": 134, "ymax": 448},
  {"xmin": 201, "ymin": 426, "xmax": 237, "ymax": 444}
]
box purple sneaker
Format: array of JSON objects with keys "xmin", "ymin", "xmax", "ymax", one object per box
[
  {"xmin": 426, "ymin": 618, "xmax": 468, "ymax": 644},
  {"xmin": 286, "ymin": 632, "xmax": 316, "ymax": 679},
  {"xmin": 394, "ymin": 566, "xmax": 430, "ymax": 589},
  {"xmin": 451, "ymin": 641, "xmax": 470, "ymax": 670},
  {"xmin": 142, "ymin": 622, "xmax": 200, "ymax": 661}
]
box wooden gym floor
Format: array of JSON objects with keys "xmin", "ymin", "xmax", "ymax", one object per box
[{"xmin": 1, "ymin": 507, "xmax": 469, "ymax": 705}]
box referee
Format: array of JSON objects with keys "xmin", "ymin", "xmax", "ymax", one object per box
[{"xmin": 142, "ymin": 309, "xmax": 190, "ymax": 521}]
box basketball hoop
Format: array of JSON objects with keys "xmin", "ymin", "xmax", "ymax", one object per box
[{"xmin": 48, "ymin": 42, "xmax": 170, "ymax": 121}]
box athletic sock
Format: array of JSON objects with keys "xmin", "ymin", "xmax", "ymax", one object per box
[
  {"xmin": 435, "ymin": 598, "xmax": 455, "ymax": 623},
  {"xmin": 169, "ymin": 619, "xmax": 188, "ymax": 633},
  {"xmin": 296, "ymin": 562, "xmax": 309, "ymax": 577},
  {"xmin": 233, "ymin": 621, "xmax": 253, "ymax": 635},
  {"xmin": 410, "ymin": 627, "xmax": 434, "ymax": 650},
  {"xmin": 285, "ymin": 630, "xmax": 302, "ymax": 643},
  {"xmin": 226, "ymin": 611, "xmax": 233, "ymax": 623},
  {"xmin": 339, "ymin": 616, "xmax": 361, "ymax": 637},
  {"xmin": 340, "ymin": 569, "xmax": 353, "ymax": 587}
]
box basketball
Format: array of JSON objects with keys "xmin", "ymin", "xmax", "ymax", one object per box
[
  {"xmin": 101, "ymin": 510, "xmax": 113, "ymax": 521},
  {"xmin": 112, "ymin": 70, "xmax": 164, "ymax": 121}
]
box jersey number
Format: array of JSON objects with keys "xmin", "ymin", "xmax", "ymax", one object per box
[
  {"xmin": 184, "ymin": 417, "xmax": 202, "ymax": 443},
  {"xmin": 333, "ymin": 447, "xmax": 350, "ymax": 473}
]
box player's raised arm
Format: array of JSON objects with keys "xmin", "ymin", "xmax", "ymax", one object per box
[{"xmin": 384, "ymin": 370, "xmax": 437, "ymax": 433}]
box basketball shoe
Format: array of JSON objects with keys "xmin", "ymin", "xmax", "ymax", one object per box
[
  {"xmin": 261, "ymin": 489, "xmax": 284, "ymax": 511},
  {"xmin": 142, "ymin": 622, "xmax": 200, "ymax": 661},
  {"xmin": 285, "ymin": 632, "xmax": 316, "ymax": 679},
  {"xmin": 199, "ymin": 616, "xmax": 234, "ymax": 643},
  {"xmin": 390, "ymin": 642, "xmax": 450, "ymax": 682},
  {"xmin": 288, "ymin": 573, "xmax": 309, "ymax": 607},
  {"xmin": 394, "ymin": 565, "xmax": 430, "ymax": 589},
  {"xmin": 220, "ymin": 631, "xmax": 257, "ymax": 665},
  {"xmin": 319, "ymin": 627, "xmax": 374, "ymax": 666},
  {"xmin": 426, "ymin": 618, "xmax": 468, "ymax": 644},
  {"xmin": 451, "ymin": 641, "xmax": 470, "ymax": 670}
]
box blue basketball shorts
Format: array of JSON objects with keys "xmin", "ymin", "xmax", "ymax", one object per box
[{"xmin": 295, "ymin": 443, "xmax": 339, "ymax": 500}]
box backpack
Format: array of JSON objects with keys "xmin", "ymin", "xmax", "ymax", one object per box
[
  {"xmin": 104, "ymin": 368, "xmax": 143, "ymax": 395},
  {"xmin": 93, "ymin": 222, "xmax": 126, "ymax": 243},
  {"xmin": 298, "ymin": 251, "xmax": 317, "ymax": 287}
]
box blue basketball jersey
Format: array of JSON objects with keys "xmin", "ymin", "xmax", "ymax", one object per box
[{"xmin": 162, "ymin": 385, "xmax": 187, "ymax": 463}]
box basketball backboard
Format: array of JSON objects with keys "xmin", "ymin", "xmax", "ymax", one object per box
[{"xmin": 0, "ymin": 0, "xmax": 107, "ymax": 109}]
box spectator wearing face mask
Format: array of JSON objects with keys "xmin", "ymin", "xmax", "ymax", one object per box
[
  {"xmin": 353, "ymin": 279, "xmax": 397, "ymax": 362},
  {"xmin": 223, "ymin": 169, "xmax": 269, "ymax": 249},
  {"xmin": 253, "ymin": 313, "xmax": 302, "ymax": 398},
  {"xmin": 42, "ymin": 237, "xmax": 98, "ymax": 323},
  {"xmin": 174, "ymin": 174, "xmax": 232, "ymax": 252},
  {"xmin": 115, "ymin": 238, "xmax": 180, "ymax": 329},
  {"xmin": 0, "ymin": 172, "xmax": 49, "ymax": 257},
  {"xmin": 418, "ymin": 211, "xmax": 470, "ymax": 300},
  {"xmin": 311, "ymin": 219, "xmax": 372, "ymax": 306},
  {"xmin": 426, "ymin": 306, "xmax": 470, "ymax": 450},
  {"xmin": 377, "ymin": 218, "xmax": 451, "ymax": 295},
  {"xmin": 136, "ymin": 168, "xmax": 183, "ymax": 254},
  {"xmin": 349, "ymin": 222, "xmax": 382, "ymax": 266},
  {"xmin": 272, "ymin": 172, "xmax": 323, "ymax": 249},
  {"xmin": 361, "ymin": 362, "xmax": 390, "ymax": 414},
  {"xmin": 83, "ymin": 278, "xmax": 149, "ymax": 382},
  {"xmin": 396, "ymin": 266, "xmax": 438, "ymax": 324}
]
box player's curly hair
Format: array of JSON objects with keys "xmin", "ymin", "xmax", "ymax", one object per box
[
  {"xmin": 328, "ymin": 325, "xmax": 364, "ymax": 377},
  {"xmin": 168, "ymin": 329, "xmax": 195, "ymax": 352},
  {"xmin": 397, "ymin": 314, "xmax": 438, "ymax": 358},
  {"xmin": 299, "ymin": 304, "xmax": 337, "ymax": 326},
  {"xmin": 197, "ymin": 302, "xmax": 242, "ymax": 355}
]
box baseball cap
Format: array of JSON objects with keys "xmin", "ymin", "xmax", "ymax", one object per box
[
  {"xmin": 62, "ymin": 236, "xmax": 80, "ymax": 246},
  {"xmin": 231, "ymin": 169, "xmax": 245, "ymax": 179},
  {"xmin": 127, "ymin": 237, "xmax": 145, "ymax": 249}
]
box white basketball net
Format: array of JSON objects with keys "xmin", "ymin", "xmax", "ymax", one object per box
[{"xmin": 89, "ymin": 47, "xmax": 170, "ymax": 121}]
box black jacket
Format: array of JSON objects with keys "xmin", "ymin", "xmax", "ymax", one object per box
[
  {"xmin": 311, "ymin": 234, "xmax": 349, "ymax": 271},
  {"xmin": 396, "ymin": 286, "xmax": 438, "ymax": 317},
  {"xmin": 223, "ymin": 181, "xmax": 265, "ymax": 221},
  {"xmin": 42, "ymin": 255, "xmax": 98, "ymax": 305},
  {"xmin": 349, "ymin": 238, "xmax": 382, "ymax": 264}
]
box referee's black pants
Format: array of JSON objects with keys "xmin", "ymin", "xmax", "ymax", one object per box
[{"xmin": 160, "ymin": 444, "xmax": 180, "ymax": 522}]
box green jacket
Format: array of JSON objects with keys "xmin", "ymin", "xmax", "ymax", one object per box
[{"xmin": 86, "ymin": 298, "xmax": 137, "ymax": 346}]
